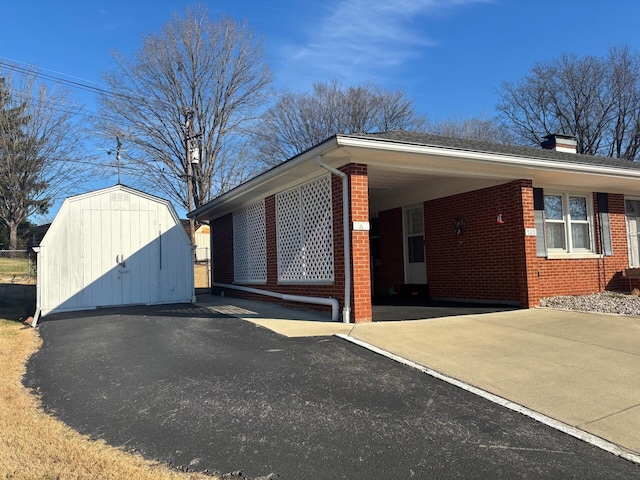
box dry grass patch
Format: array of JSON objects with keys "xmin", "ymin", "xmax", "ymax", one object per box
[{"xmin": 0, "ymin": 319, "xmax": 219, "ymax": 479}]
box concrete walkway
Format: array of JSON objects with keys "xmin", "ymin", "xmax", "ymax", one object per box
[{"xmin": 196, "ymin": 295, "xmax": 640, "ymax": 461}]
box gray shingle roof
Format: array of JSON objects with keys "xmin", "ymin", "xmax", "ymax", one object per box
[{"xmin": 343, "ymin": 130, "xmax": 640, "ymax": 171}]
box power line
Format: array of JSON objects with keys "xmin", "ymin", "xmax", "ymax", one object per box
[
  {"xmin": 0, "ymin": 57, "xmax": 177, "ymax": 111},
  {"xmin": 0, "ymin": 59, "xmax": 131, "ymax": 101}
]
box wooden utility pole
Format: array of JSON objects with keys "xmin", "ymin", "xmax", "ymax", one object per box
[{"xmin": 185, "ymin": 109, "xmax": 196, "ymax": 246}]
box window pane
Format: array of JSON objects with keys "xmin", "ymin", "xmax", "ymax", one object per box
[
  {"xmin": 408, "ymin": 235, "xmax": 424, "ymax": 263},
  {"xmin": 626, "ymin": 200, "xmax": 640, "ymax": 217},
  {"xmin": 569, "ymin": 197, "xmax": 587, "ymax": 220},
  {"xmin": 546, "ymin": 223, "xmax": 566, "ymax": 249},
  {"xmin": 407, "ymin": 209, "xmax": 423, "ymax": 235},
  {"xmin": 571, "ymin": 223, "xmax": 590, "ymax": 249},
  {"xmin": 544, "ymin": 195, "xmax": 563, "ymax": 220}
]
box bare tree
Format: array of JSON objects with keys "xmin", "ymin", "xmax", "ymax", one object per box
[
  {"xmin": 425, "ymin": 115, "xmax": 515, "ymax": 144},
  {"xmin": 0, "ymin": 71, "xmax": 81, "ymax": 250},
  {"xmin": 497, "ymin": 45, "xmax": 640, "ymax": 160},
  {"xmin": 96, "ymin": 5, "xmax": 272, "ymax": 211},
  {"xmin": 254, "ymin": 80, "xmax": 425, "ymax": 166}
]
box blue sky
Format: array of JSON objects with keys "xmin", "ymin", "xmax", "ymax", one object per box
[{"xmin": 2, "ymin": 0, "xmax": 640, "ymax": 219}]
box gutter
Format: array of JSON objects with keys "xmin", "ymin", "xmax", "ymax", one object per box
[
  {"xmin": 335, "ymin": 136, "xmax": 640, "ymax": 178},
  {"xmin": 212, "ymin": 282, "xmax": 339, "ymax": 322},
  {"xmin": 316, "ymin": 155, "xmax": 352, "ymax": 323}
]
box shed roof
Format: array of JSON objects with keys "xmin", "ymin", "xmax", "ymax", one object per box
[{"xmin": 41, "ymin": 184, "xmax": 187, "ymax": 246}]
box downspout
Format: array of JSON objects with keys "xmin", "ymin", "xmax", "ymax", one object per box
[
  {"xmin": 31, "ymin": 246, "xmax": 41, "ymax": 327},
  {"xmin": 316, "ymin": 155, "xmax": 352, "ymax": 323},
  {"xmin": 212, "ymin": 282, "xmax": 340, "ymax": 321}
]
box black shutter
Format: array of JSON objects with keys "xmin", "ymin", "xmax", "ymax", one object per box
[
  {"xmin": 533, "ymin": 188, "xmax": 546, "ymax": 257},
  {"xmin": 597, "ymin": 193, "xmax": 613, "ymax": 256}
]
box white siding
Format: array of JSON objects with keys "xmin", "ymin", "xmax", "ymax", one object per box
[{"xmin": 36, "ymin": 185, "xmax": 194, "ymax": 317}]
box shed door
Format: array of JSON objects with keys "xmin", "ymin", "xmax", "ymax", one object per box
[{"xmin": 81, "ymin": 209, "xmax": 159, "ymax": 308}]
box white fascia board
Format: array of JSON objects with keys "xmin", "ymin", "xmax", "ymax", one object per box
[
  {"xmin": 336, "ymin": 136, "xmax": 640, "ymax": 180},
  {"xmin": 189, "ymin": 138, "xmax": 341, "ymax": 220}
]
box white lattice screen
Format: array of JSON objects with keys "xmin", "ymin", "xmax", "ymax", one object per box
[
  {"xmin": 233, "ymin": 200, "xmax": 267, "ymax": 283},
  {"xmin": 277, "ymin": 175, "xmax": 334, "ymax": 282}
]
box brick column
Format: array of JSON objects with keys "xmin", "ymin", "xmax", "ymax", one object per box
[
  {"xmin": 520, "ymin": 182, "xmax": 539, "ymax": 307},
  {"xmin": 341, "ymin": 164, "xmax": 372, "ymax": 323}
]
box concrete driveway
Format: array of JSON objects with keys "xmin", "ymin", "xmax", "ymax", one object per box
[
  {"xmin": 345, "ymin": 308, "xmax": 640, "ymax": 460},
  {"xmin": 26, "ymin": 301, "xmax": 640, "ymax": 479}
]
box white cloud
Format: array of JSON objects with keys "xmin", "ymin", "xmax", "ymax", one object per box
[{"xmin": 278, "ymin": 0, "xmax": 492, "ymax": 89}]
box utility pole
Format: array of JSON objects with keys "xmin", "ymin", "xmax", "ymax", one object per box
[
  {"xmin": 184, "ymin": 108, "xmax": 201, "ymax": 246},
  {"xmin": 116, "ymin": 136, "xmax": 122, "ymax": 185},
  {"xmin": 185, "ymin": 109, "xmax": 195, "ymax": 246}
]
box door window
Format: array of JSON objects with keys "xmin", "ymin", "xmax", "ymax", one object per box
[{"xmin": 406, "ymin": 207, "xmax": 424, "ymax": 263}]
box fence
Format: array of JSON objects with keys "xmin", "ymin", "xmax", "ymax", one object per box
[
  {"xmin": 194, "ymin": 247, "xmax": 211, "ymax": 289},
  {"xmin": 1, "ymin": 248, "xmax": 213, "ymax": 287},
  {"xmin": 0, "ymin": 250, "xmax": 36, "ymax": 282}
]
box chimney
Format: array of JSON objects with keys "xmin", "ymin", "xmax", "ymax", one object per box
[{"xmin": 541, "ymin": 133, "xmax": 577, "ymax": 154}]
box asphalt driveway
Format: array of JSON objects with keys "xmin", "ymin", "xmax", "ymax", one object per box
[{"xmin": 26, "ymin": 303, "xmax": 639, "ymax": 479}]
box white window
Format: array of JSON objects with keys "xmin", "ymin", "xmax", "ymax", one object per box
[
  {"xmin": 544, "ymin": 193, "xmax": 594, "ymax": 253},
  {"xmin": 406, "ymin": 207, "xmax": 424, "ymax": 263},
  {"xmin": 625, "ymin": 199, "xmax": 640, "ymax": 267}
]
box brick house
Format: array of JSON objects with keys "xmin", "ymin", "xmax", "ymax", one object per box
[{"xmin": 189, "ymin": 131, "xmax": 640, "ymax": 323}]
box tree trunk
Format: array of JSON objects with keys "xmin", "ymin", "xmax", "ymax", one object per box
[{"xmin": 7, "ymin": 220, "xmax": 18, "ymax": 251}]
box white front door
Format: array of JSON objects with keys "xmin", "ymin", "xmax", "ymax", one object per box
[{"xmin": 405, "ymin": 205, "xmax": 427, "ymax": 284}]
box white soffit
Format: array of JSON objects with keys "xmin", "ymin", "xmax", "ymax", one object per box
[{"xmin": 336, "ymin": 136, "xmax": 640, "ymax": 194}]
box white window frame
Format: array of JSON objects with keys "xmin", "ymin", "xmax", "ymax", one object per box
[
  {"xmin": 544, "ymin": 191, "xmax": 597, "ymax": 258},
  {"xmin": 625, "ymin": 197, "xmax": 640, "ymax": 267}
]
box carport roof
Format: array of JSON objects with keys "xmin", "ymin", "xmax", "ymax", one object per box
[
  {"xmin": 353, "ymin": 131, "xmax": 640, "ymax": 170},
  {"xmin": 189, "ymin": 131, "xmax": 640, "ymax": 221}
]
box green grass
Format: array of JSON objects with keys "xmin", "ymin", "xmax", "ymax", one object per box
[{"xmin": 0, "ymin": 256, "xmax": 30, "ymax": 276}]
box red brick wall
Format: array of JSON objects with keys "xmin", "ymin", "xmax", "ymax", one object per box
[
  {"xmin": 424, "ymin": 180, "xmax": 530, "ymax": 305},
  {"xmin": 376, "ymin": 207, "xmax": 405, "ymax": 296},
  {"xmin": 211, "ymin": 213, "xmax": 234, "ymax": 284},
  {"xmin": 345, "ymin": 164, "xmax": 372, "ymax": 322},
  {"xmin": 210, "ymin": 173, "xmax": 346, "ymax": 318},
  {"xmin": 208, "ymin": 165, "xmax": 373, "ymax": 323},
  {"xmin": 421, "ymin": 185, "xmax": 632, "ymax": 307},
  {"xmin": 212, "ymin": 176, "xmax": 635, "ymax": 313},
  {"xmin": 526, "ymin": 192, "xmax": 631, "ymax": 305}
]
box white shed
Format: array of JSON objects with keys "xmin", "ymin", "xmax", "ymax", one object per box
[{"xmin": 34, "ymin": 185, "xmax": 194, "ymax": 321}]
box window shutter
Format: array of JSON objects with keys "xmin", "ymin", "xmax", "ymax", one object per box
[
  {"xmin": 597, "ymin": 193, "xmax": 613, "ymax": 256},
  {"xmin": 533, "ymin": 188, "xmax": 546, "ymax": 257}
]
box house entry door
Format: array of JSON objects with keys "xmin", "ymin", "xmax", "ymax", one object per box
[{"xmin": 405, "ymin": 205, "xmax": 427, "ymax": 284}]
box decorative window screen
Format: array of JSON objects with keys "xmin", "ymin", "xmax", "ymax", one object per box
[
  {"xmin": 277, "ymin": 175, "xmax": 334, "ymax": 282},
  {"xmin": 233, "ymin": 200, "xmax": 267, "ymax": 283}
]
